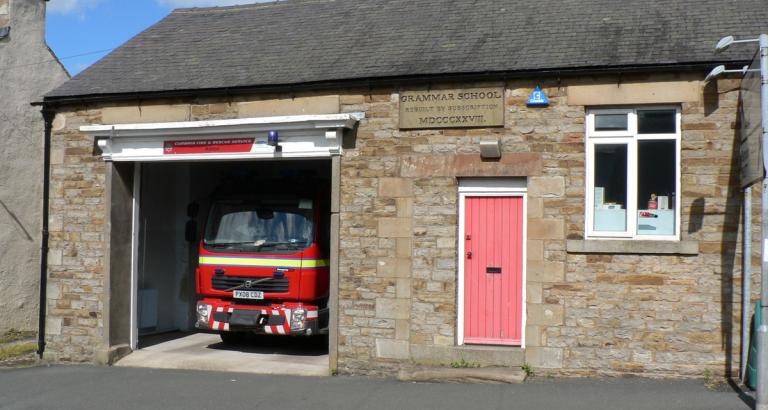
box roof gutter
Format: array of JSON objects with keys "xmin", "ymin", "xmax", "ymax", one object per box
[{"xmin": 36, "ymin": 61, "xmax": 747, "ymax": 108}]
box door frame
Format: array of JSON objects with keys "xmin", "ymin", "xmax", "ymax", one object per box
[
  {"xmin": 457, "ymin": 178, "xmax": 527, "ymax": 347},
  {"xmin": 129, "ymin": 163, "xmax": 141, "ymax": 350}
]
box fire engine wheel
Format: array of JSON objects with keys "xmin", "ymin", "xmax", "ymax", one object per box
[{"xmin": 219, "ymin": 331, "xmax": 248, "ymax": 345}]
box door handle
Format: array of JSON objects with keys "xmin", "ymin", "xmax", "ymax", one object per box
[{"xmin": 466, "ymin": 250, "xmax": 472, "ymax": 259}]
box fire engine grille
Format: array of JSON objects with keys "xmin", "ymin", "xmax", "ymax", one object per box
[{"xmin": 212, "ymin": 276, "xmax": 289, "ymax": 293}]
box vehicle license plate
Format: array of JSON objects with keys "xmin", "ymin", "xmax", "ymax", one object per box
[{"xmin": 233, "ymin": 290, "xmax": 264, "ymax": 300}]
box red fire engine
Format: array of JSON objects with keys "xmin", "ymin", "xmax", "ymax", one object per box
[{"xmin": 194, "ymin": 192, "xmax": 329, "ymax": 344}]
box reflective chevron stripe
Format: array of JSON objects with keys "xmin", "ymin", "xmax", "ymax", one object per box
[{"xmin": 199, "ymin": 256, "xmax": 328, "ymax": 268}]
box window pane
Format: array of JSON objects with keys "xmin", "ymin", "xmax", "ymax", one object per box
[
  {"xmin": 593, "ymin": 144, "xmax": 627, "ymax": 232},
  {"xmin": 637, "ymin": 140, "xmax": 676, "ymax": 236},
  {"xmin": 638, "ymin": 110, "xmax": 676, "ymax": 134},
  {"xmin": 594, "ymin": 113, "xmax": 628, "ymax": 131}
]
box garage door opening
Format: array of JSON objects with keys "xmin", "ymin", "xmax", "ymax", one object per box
[{"xmin": 120, "ymin": 159, "xmax": 332, "ymax": 375}]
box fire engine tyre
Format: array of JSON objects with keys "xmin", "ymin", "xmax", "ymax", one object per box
[{"xmin": 219, "ymin": 331, "xmax": 248, "ymax": 345}]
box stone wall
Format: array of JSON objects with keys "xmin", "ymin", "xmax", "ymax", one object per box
[
  {"xmin": 554, "ymin": 78, "xmax": 750, "ymax": 377},
  {"xmin": 45, "ymin": 95, "xmax": 338, "ymax": 360},
  {"xmin": 0, "ymin": 0, "xmax": 9, "ymax": 27},
  {"xmin": 46, "ymin": 73, "xmax": 754, "ymax": 378},
  {"xmin": 0, "ymin": 0, "xmax": 68, "ymax": 334},
  {"xmin": 334, "ymin": 74, "xmax": 750, "ymax": 377}
]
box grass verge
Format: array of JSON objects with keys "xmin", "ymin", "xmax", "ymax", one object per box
[
  {"xmin": 0, "ymin": 330, "xmax": 35, "ymax": 344},
  {"xmin": 0, "ymin": 343, "xmax": 37, "ymax": 361}
]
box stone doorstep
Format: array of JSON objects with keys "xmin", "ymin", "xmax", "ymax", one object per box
[
  {"xmin": 398, "ymin": 367, "xmax": 527, "ymax": 384},
  {"xmin": 410, "ymin": 344, "xmax": 525, "ymax": 368}
]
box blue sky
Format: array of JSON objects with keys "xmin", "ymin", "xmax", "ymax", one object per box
[{"xmin": 46, "ymin": 0, "xmax": 271, "ymax": 76}]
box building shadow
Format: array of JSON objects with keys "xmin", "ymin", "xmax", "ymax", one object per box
[
  {"xmin": 138, "ymin": 330, "xmax": 194, "ymax": 348},
  {"xmin": 727, "ymin": 378, "xmax": 756, "ymax": 409},
  {"xmin": 0, "ymin": 199, "xmax": 33, "ymax": 241},
  {"xmin": 719, "ymin": 102, "xmax": 743, "ymax": 379},
  {"xmin": 139, "ymin": 330, "xmax": 329, "ymax": 357},
  {"xmin": 207, "ymin": 333, "xmax": 329, "ymax": 356},
  {"xmin": 688, "ymin": 197, "xmax": 705, "ymax": 234}
]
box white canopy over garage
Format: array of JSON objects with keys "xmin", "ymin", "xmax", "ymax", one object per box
[{"xmin": 81, "ymin": 113, "xmax": 363, "ymax": 162}]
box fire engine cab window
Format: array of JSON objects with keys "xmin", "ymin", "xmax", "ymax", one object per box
[{"xmin": 204, "ymin": 201, "xmax": 313, "ymax": 250}]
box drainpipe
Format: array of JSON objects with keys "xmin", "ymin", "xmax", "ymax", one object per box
[
  {"xmin": 743, "ymin": 187, "xmax": 752, "ymax": 380},
  {"xmin": 757, "ymin": 33, "xmax": 768, "ymax": 410},
  {"xmin": 37, "ymin": 108, "xmax": 54, "ymax": 358}
]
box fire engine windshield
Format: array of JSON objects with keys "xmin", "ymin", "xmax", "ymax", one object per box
[{"xmin": 203, "ymin": 200, "xmax": 314, "ymax": 252}]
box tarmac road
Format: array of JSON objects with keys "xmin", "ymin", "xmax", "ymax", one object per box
[{"xmin": 0, "ymin": 365, "xmax": 754, "ymax": 410}]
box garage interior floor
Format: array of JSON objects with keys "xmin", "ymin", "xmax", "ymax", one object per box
[{"xmin": 114, "ymin": 332, "xmax": 329, "ymax": 376}]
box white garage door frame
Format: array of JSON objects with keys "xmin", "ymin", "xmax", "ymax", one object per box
[{"xmin": 81, "ymin": 113, "xmax": 361, "ymax": 351}]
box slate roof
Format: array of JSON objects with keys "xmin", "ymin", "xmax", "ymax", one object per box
[{"xmin": 46, "ymin": 0, "xmax": 768, "ymax": 100}]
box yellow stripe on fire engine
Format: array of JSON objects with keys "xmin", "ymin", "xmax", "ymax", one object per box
[{"xmin": 199, "ymin": 256, "xmax": 329, "ymax": 268}]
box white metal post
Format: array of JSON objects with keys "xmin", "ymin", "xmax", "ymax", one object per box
[
  {"xmin": 757, "ymin": 33, "xmax": 768, "ymax": 410},
  {"xmin": 744, "ymin": 186, "xmax": 752, "ymax": 381}
]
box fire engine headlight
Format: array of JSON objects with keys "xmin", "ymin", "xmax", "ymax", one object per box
[
  {"xmin": 196, "ymin": 303, "xmax": 212, "ymax": 328},
  {"xmin": 290, "ymin": 308, "xmax": 307, "ymax": 330}
]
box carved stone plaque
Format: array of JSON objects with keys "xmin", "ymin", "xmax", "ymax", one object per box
[{"xmin": 399, "ymin": 87, "xmax": 504, "ymax": 129}]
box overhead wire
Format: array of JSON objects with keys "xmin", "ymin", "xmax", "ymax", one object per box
[{"xmin": 0, "ymin": 47, "xmax": 114, "ymax": 73}]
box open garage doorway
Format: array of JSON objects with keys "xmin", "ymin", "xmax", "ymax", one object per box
[{"xmin": 119, "ymin": 159, "xmax": 332, "ymax": 375}]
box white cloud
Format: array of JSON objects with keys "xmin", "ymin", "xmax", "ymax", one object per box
[
  {"xmin": 47, "ymin": 0, "xmax": 103, "ymax": 14},
  {"xmin": 156, "ymin": 0, "xmax": 274, "ymax": 7}
]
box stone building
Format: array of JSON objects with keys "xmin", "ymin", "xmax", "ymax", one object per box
[
  {"xmin": 40, "ymin": 0, "xmax": 768, "ymax": 378},
  {"xmin": 0, "ymin": 0, "xmax": 68, "ymax": 334}
]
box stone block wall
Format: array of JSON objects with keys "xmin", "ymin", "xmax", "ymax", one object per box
[
  {"xmin": 45, "ymin": 95, "xmax": 336, "ymax": 360},
  {"xmin": 551, "ymin": 78, "xmax": 750, "ymax": 378},
  {"xmin": 0, "ymin": 0, "xmax": 8, "ymax": 28},
  {"xmin": 335, "ymin": 75, "xmax": 750, "ymax": 377},
  {"xmin": 46, "ymin": 73, "xmax": 753, "ymax": 378}
]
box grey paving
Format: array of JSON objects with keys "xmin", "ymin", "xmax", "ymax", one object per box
[
  {"xmin": 46, "ymin": 0, "xmax": 768, "ymax": 100},
  {"xmin": 0, "ymin": 365, "xmax": 754, "ymax": 410},
  {"xmin": 114, "ymin": 332, "xmax": 329, "ymax": 376}
]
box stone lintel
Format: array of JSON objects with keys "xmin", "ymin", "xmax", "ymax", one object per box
[
  {"xmin": 567, "ymin": 80, "xmax": 700, "ymax": 105},
  {"xmin": 400, "ymin": 153, "xmax": 542, "ymax": 178},
  {"xmin": 566, "ymin": 239, "xmax": 699, "ymax": 255},
  {"xmin": 238, "ymin": 95, "xmax": 340, "ymax": 117}
]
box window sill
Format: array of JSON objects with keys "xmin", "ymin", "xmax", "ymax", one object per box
[{"xmin": 566, "ymin": 239, "xmax": 698, "ymax": 255}]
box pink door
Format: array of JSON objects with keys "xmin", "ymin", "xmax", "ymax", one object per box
[{"xmin": 463, "ymin": 196, "xmax": 523, "ymax": 345}]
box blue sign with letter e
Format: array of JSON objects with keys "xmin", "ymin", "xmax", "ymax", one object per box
[{"xmin": 527, "ymin": 86, "xmax": 549, "ymax": 107}]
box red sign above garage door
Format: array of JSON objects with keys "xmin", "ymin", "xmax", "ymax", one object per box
[{"xmin": 163, "ymin": 138, "xmax": 255, "ymax": 155}]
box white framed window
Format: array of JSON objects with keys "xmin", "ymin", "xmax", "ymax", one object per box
[{"xmin": 585, "ymin": 107, "xmax": 681, "ymax": 240}]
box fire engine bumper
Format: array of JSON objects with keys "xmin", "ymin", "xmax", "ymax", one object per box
[{"xmin": 196, "ymin": 301, "xmax": 320, "ymax": 336}]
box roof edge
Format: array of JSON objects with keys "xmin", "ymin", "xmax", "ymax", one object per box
[
  {"xmin": 39, "ymin": 60, "xmax": 741, "ymax": 108},
  {"xmin": 173, "ymin": 0, "xmax": 305, "ymax": 14}
]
